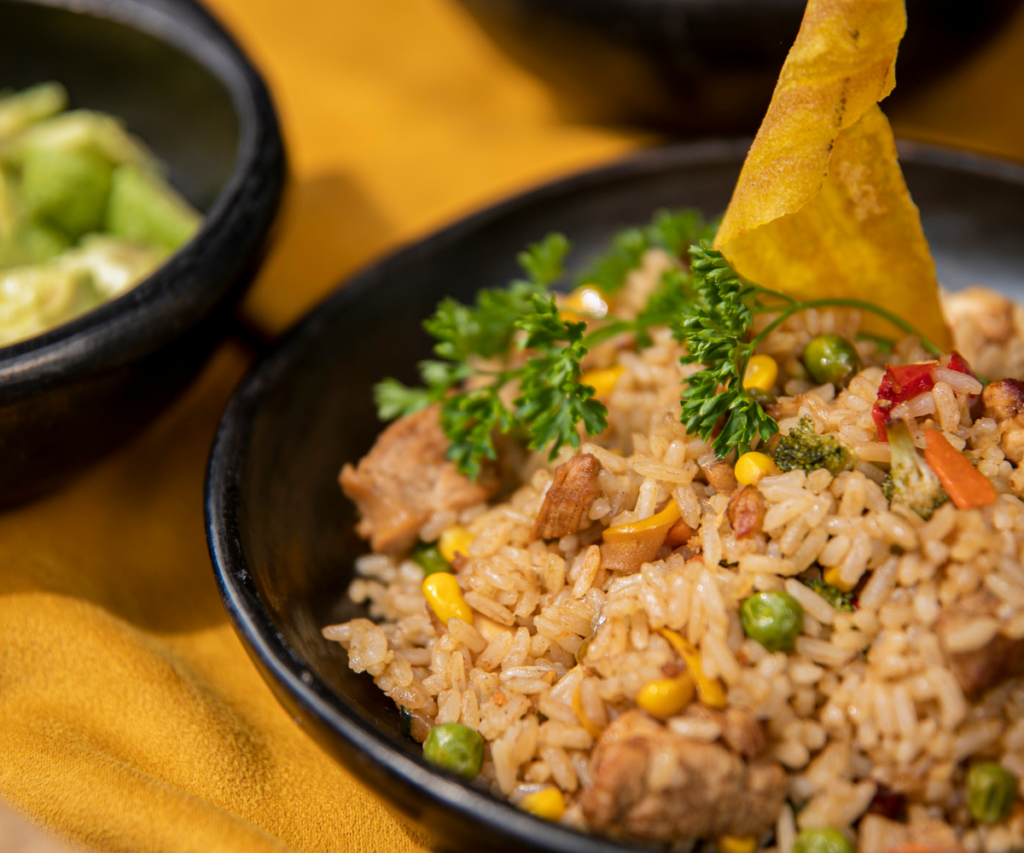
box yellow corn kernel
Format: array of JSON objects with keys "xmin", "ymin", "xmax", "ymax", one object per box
[
  {"xmin": 659, "ymin": 629, "xmax": 727, "ymax": 709},
  {"xmin": 520, "ymin": 787, "xmax": 566, "ymax": 821},
  {"xmin": 603, "ymin": 500, "xmax": 681, "ymax": 540},
  {"xmin": 823, "ymin": 565, "xmax": 857, "ymax": 592},
  {"xmin": 572, "ymin": 685, "xmax": 603, "ymax": 738},
  {"xmin": 717, "ymin": 834, "xmax": 758, "ymax": 853},
  {"xmin": 582, "ymin": 364, "xmax": 624, "ymax": 398},
  {"xmin": 438, "ymin": 525, "xmax": 474, "ymax": 563},
  {"xmin": 422, "ymin": 572, "xmax": 473, "ymax": 624},
  {"xmin": 636, "ymin": 673, "xmax": 695, "ymax": 719},
  {"xmin": 561, "ymin": 286, "xmax": 609, "ymax": 320},
  {"xmin": 742, "ymin": 354, "xmax": 778, "ymax": 393},
  {"xmin": 734, "ymin": 451, "xmax": 777, "ymax": 486}
]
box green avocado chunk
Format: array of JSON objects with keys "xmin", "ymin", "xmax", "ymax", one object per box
[
  {"xmin": 105, "ymin": 164, "xmax": 201, "ymax": 252},
  {"xmin": 0, "ymin": 220, "xmax": 70, "ymax": 267},
  {"xmin": 20, "ymin": 146, "xmax": 113, "ymax": 238}
]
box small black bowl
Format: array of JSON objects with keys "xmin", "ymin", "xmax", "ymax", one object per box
[
  {"xmin": 0, "ymin": 0, "xmax": 284, "ymax": 503},
  {"xmin": 451, "ymin": 0, "xmax": 1022, "ymax": 134},
  {"xmin": 205, "ymin": 141, "xmax": 1024, "ymax": 853}
]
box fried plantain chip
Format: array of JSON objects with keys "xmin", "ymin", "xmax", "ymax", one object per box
[{"xmin": 714, "ymin": 0, "xmax": 952, "ymax": 349}]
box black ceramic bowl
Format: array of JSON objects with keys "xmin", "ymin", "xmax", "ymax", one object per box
[
  {"xmin": 0, "ymin": 0, "xmax": 284, "ymax": 503},
  {"xmin": 206, "ymin": 141, "xmax": 1024, "ymax": 853},
  {"xmin": 452, "ymin": 0, "xmax": 1022, "ymax": 134}
]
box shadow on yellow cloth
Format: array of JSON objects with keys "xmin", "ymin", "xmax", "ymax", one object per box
[{"xmin": 0, "ymin": 344, "xmax": 436, "ymax": 853}]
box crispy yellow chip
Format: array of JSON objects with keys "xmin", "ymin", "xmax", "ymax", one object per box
[{"xmin": 714, "ymin": 0, "xmax": 952, "ymax": 349}]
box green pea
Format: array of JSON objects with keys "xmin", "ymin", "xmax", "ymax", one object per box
[
  {"xmin": 802, "ymin": 334, "xmax": 862, "ymax": 387},
  {"xmin": 793, "ymin": 828, "xmax": 854, "ymax": 853},
  {"xmin": 748, "ymin": 387, "xmax": 777, "ymax": 409},
  {"xmin": 740, "ymin": 591, "xmax": 804, "ymax": 652},
  {"xmin": 423, "ymin": 722, "xmax": 484, "ymax": 780},
  {"xmin": 967, "ymin": 762, "xmax": 1017, "ymax": 824},
  {"xmin": 412, "ymin": 543, "xmax": 452, "ymax": 576}
]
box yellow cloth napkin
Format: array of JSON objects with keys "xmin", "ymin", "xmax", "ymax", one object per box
[{"xmin": 2, "ymin": 0, "xmax": 1024, "ymax": 850}]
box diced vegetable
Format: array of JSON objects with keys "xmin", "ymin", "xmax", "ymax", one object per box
[
  {"xmin": 411, "ymin": 542, "xmax": 453, "ymax": 576},
  {"xmin": 793, "ymin": 828, "xmax": 855, "ymax": 853},
  {"xmin": 966, "ymin": 762, "xmax": 1016, "ymax": 824},
  {"xmin": 803, "ymin": 333, "xmax": 862, "ymax": 387},
  {"xmin": 0, "ymin": 82, "xmax": 67, "ymax": 141},
  {"xmin": 438, "ymin": 525, "xmax": 473, "ymax": 563},
  {"xmin": 519, "ymin": 787, "xmax": 566, "ymax": 821},
  {"xmin": 734, "ymin": 451, "xmax": 776, "ymax": 486},
  {"xmin": 922, "ymin": 430, "xmax": 996, "ymax": 510},
  {"xmin": 581, "ymin": 364, "xmax": 623, "ymax": 398},
  {"xmin": 881, "ymin": 421, "xmax": 949, "ymax": 520},
  {"xmin": 773, "ymin": 416, "xmax": 856, "ymax": 477},
  {"xmin": 572, "ymin": 685, "xmax": 603, "ymax": 738},
  {"xmin": 422, "ymin": 572, "xmax": 472, "ymax": 624},
  {"xmin": 717, "ymin": 835, "xmax": 758, "ymax": 853},
  {"xmin": 742, "ymin": 354, "xmax": 778, "ymax": 393},
  {"xmin": 659, "ymin": 628, "xmax": 726, "ymax": 708},
  {"xmin": 740, "ymin": 591, "xmax": 804, "ymax": 652},
  {"xmin": 872, "ymin": 354, "xmax": 976, "ymax": 441},
  {"xmin": 423, "ymin": 722, "xmax": 484, "ymax": 780},
  {"xmin": 804, "ymin": 577, "xmax": 856, "ymax": 611},
  {"xmin": 635, "ymin": 673, "xmax": 695, "ymax": 718},
  {"xmin": 601, "ymin": 500, "xmax": 681, "ymax": 572},
  {"xmin": 105, "ymin": 163, "xmax": 201, "ymax": 251},
  {"xmin": 20, "ymin": 147, "xmax": 112, "ymax": 238}
]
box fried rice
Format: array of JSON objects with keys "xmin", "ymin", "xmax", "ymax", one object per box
[{"xmin": 324, "ymin": 250, "xmax": 1024, "ymax": 853}]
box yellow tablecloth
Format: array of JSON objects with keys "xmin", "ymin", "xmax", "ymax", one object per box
[{"xmin": 2, "ymin": 2, "xmax": 1024, "ymax": 850}]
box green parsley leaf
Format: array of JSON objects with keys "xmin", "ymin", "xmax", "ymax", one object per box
[
  {"xmin": 374, "ymin": 378, "xmax": 432, "ymax": 421},
  {"xmin": 678, "ymin": 243, "xmax": 778, "ymax": 458},
  {"xmin": 517, "ymin": 232, "xmax": 570, "ymax": 287}
]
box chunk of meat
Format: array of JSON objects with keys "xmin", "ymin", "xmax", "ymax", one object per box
[
  {"xmin": 699, "ymin": 452, "xmax": 738, "ymax": 494},
  {"xmin": 688, "ymin": 705, "xmax": 766, "ymax": 758},
  {"xmin": 340, "ymin": 405, "xmax": 496, "ymax": 553},
  {"xmin": 580, "ymin": 711, "xmax": 785, "ymax": 841},
  {"xmin": 982, "ymin": 379, "xmax": 1024, "ymax": 464},
  {"xmin": 532, "ymin": 454, "xmax": 600, "ymax": 540},
  {"xmin": 935, "ymin": 590, "xmax": 1024, "ymax": 699},
  {"xmin": 727, "ymin": 486, "xmax": 764, "ymax": 539}
]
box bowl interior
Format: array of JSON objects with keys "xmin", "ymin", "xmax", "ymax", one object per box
[
  {"xmin": 0, "ymin": 0, "xmax": 239, "ymax": 211},
  {"xmin": 217, "ymin": 142, "xmax": 1024, "ymax": 849}
]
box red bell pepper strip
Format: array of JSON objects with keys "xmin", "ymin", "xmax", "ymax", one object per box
[{"xmin": 872, "ymin": 353, "xmax": 977, "ymax": 441}]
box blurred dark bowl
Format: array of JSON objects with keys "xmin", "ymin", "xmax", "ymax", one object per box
[
  {"xmin": 0, "ymin": 0, "xmax": 284, "ymax": 504},
  {"xmin": 452, "ymin": 0, "xmax": 1022, "ymax": 134},
  {"xmin": 206, "ymin": 140, "xmax": 1024, "ymax": 853}
]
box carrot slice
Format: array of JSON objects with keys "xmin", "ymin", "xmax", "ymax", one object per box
[{"xmin": 923, "ymin": 430, "xmax": 996, "ymax": 509}]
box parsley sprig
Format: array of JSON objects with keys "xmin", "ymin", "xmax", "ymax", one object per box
[
  {"xmin": 677, "ymin": 243, "xmax": 942, "ymax": 458},
  {"xmin": 375, "ymin": 233, "xmax": 607, "ymax": 479},
  {"xmin": 375, "ymin": 214, "xmax": 941, "ymax": 479}
]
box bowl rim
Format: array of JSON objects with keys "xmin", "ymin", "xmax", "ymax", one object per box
[
  {"xmin": 205, "ymin": 138, "xmax": 1024, "ymax": 852},
  {"xmin": 0, "ymin": 0, "xmax": 282, "ymax": 389}
]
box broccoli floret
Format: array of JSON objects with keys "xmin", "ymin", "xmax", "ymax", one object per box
[
  {"xmin": 881, "ymin": 420, "xmax": 949, "ymax": 520},
  {"xmin": 773, "ymin": 416, "xmax": 856, "ymax": 476},
  {"xmin": 803, "ymin": 578, "xmax": 856, "ymax": 612}
]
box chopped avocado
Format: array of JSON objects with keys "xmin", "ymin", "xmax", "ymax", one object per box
[
  {"xmin": 20, "ymin": 146, "xmax": 113, "ymax": 238},
  {"xmin": 4, "ymin": 109, "xmax": 154, "ymax": 169},
  {"xmin": 0, "ymin": 220, "xmax": 71, "ymax": 267},
  {"xmin": 0, "ymin": 263, "xmax": 95, "ymax": 345},
  {"xmin": 0, "ymin": 82, "xmax": 67, "ymax": 141},
  {"xmin": 59, "ymin": 235, "xmax": 164, "ymax": 299},
  {"xmin": 105, "ymin": 163, "xmax": 201, "ymax": 251}
]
